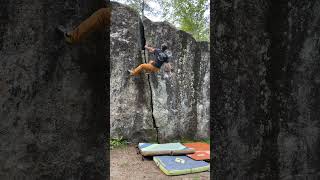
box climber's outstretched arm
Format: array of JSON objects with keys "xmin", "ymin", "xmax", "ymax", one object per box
[{"xmin": 144, "ymin": 45, "xmax": 155, "ymax": 53}]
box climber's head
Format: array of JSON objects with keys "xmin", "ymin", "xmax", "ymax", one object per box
[{"xmin": 161, "ymin": 43, "xmax": 168, "ymax": 51}]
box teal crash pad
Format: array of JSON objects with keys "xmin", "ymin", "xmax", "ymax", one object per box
[{"xmin": 138, "ymin": 143, "xmax": 195, "ymax": 156}]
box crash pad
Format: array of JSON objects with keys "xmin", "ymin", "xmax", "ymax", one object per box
[
  {"xmin": 153, "ymin": 156, "xmax": 210, "ymax": 176},
  {"xmin": 183, "ymin": 142, "xmax": 210, "ymax": 161},
  {"xmin": 138, "ymin": 143, "xmax": 195, "ymax": 156}
]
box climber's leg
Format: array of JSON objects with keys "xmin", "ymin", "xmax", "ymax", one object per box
[
  {"xmin": 67, "ymin": 7, "xmax": 111, "ymax": 44},
  {"xmin": 145, "ymin": 60, "xmax": 156, "ymax": 74},
  {"xmin": 130, "ymin": 63, "xmax": 160, "ymax": 76}
]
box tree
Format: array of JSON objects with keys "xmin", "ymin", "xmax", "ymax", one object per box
[
  {"xmin": 162, "ymin": 0, "xmax": 209, "ymax": 41},
  {"xmin": 116, "ymin": 0, "xmax": 160, "ymax": 17},
  {"xmin": 114, "ymin": 0, "xmax": 210, "ymax": 41}
]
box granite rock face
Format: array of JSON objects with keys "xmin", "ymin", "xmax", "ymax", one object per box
[
  {"xmin": 0, "ymin": 0, "xmax": 108, "ymax": 179},
  {"xmin": 212, "ymin": 1, "xmax": 320, "ymax": 179},
  {"xmin": 143, "ymin": 20, "xmax": 210, "ymax": 141},
  {"xmin": 110, "ymin": 2, "xmax": 156, "ymax": 142},
  {"xmin": 110, "ymin": 2, "xmax": 210, "ymax": 142}
]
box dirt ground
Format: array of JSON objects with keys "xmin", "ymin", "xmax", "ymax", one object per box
[{"xmin": 110, "ymin": 145, "xmax": 210, "ymax": 180}]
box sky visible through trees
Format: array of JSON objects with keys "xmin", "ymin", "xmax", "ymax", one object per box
[{"xmin": 112, "ymin": 0, "xmax": 210, "ymax": 41}]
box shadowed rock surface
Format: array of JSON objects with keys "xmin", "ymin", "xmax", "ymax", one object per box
[
  {"xmin": 212, "ymin": 1, "xmax": 320, "ymax": 179},
  {"xmin": 0, "ymin": 0, "xmax": 108, "ymax": 179},
  {"xmin": 110, "ymin": 2, "xmax": 209, "ymax": 142}
]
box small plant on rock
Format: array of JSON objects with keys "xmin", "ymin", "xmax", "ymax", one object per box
[{"xmin": 110, "ymin": 137, "xmax": 127, "ymax": 149}]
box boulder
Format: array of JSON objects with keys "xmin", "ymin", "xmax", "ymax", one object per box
[
  {"xmin": 110, "ymin": 2, "xmax": 210, "ymax": 142},
  {"xmin": 143, "ymin": 20, "xmax": 210, "ymax": 141},
  {"xmin": 110, "ymin": 2, "xmax": 156, "ymax": 142}
]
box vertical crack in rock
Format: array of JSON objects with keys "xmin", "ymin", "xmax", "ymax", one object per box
[
  {"xmin": 111, "ymin": 2, "xmax": 209, "ymax": 143},
  {"xmin": 146, "ymin": 73, "xmax": 160, "ymax": 143},
  {"xmin": 139, "ymin": 11, "xmax": 160, "ymax": 143},
  {"xmin": 141, "ymin": 42, "xmax": 160, "ymax": 143},
  {"xmin": 110, "ymin": 2, "xmax": 158, "ymax": 142}
]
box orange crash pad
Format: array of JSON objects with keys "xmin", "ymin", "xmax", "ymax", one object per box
[{"xmin": 183, "ymin": 142, "xmax": 210, "ymax": 161}]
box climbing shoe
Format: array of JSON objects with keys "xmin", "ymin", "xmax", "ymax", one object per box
[
  {"xmin": 128, "ymin": 70, "xmax": 134, "ymax": 76},
  {"xmin": 56, "ymin": 25, "xmax": 72, "ymax": 44}
]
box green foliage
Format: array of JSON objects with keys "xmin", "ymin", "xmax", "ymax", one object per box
[
  {"xmin": 162, "ymin": 0, "xmax": 209, "ymax": 41},
  {"xmin": 192, "ymin": 177, "xmax": 201, "ymax": 180},
  {"xmin": 110, "ymin": 137, "xmax": 127, "ymax": 149},
  {"xmin": 203, "ymin": 138, "xmax": 210, "ymax": 144},
  {"xmin": 180, "ymin": 138, "xmax": 195, "ymax": 143},
  {"xmin": 119, "ymin": 0, "xmax": 160, "ymax": 17},
  {"xmin": 115, "ymin": 0, "xmax": 209, "ymax": 41},
  {"xmin": 180, "ymin": 138, "xmax": 210, "ymax": 144}
]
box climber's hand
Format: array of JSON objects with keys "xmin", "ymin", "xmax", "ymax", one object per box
[
  {"xmin": 145, "ymin": 45, "xmax": 155, "ymax": 53},
  {"xmin": 163, "ymin": 62, "xmax": 172, "ymax": 73}
]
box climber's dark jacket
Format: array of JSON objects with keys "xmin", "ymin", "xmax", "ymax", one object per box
[{"xmin": 153, "ymin": 48, "xmax": 169, "ymax": 68}]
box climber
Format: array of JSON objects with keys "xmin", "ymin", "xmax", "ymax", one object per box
[
  {"xmin": 56, "ymin": 5, "xmax": 111, "ymax": 44},
  {"xmin": 128, "ymin": 43, "xmax": 171, "ymax": 76}
]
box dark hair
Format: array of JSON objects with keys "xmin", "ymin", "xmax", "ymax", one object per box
[{"xmin": 161, "ymin": 43, "xmax": 168, "ymax": 51}]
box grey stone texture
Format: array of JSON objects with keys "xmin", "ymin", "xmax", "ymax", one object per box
[
  {"xmin": 0, "ymin": 0, "xmax": 108, "ymax": 179},
  {"xmin": 212, "ymin": 1, "xmax": 320, "ymax": 179},
  {"xmin": 110, "ymin": 2, "xmax": 156, "ymax": 142}
]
